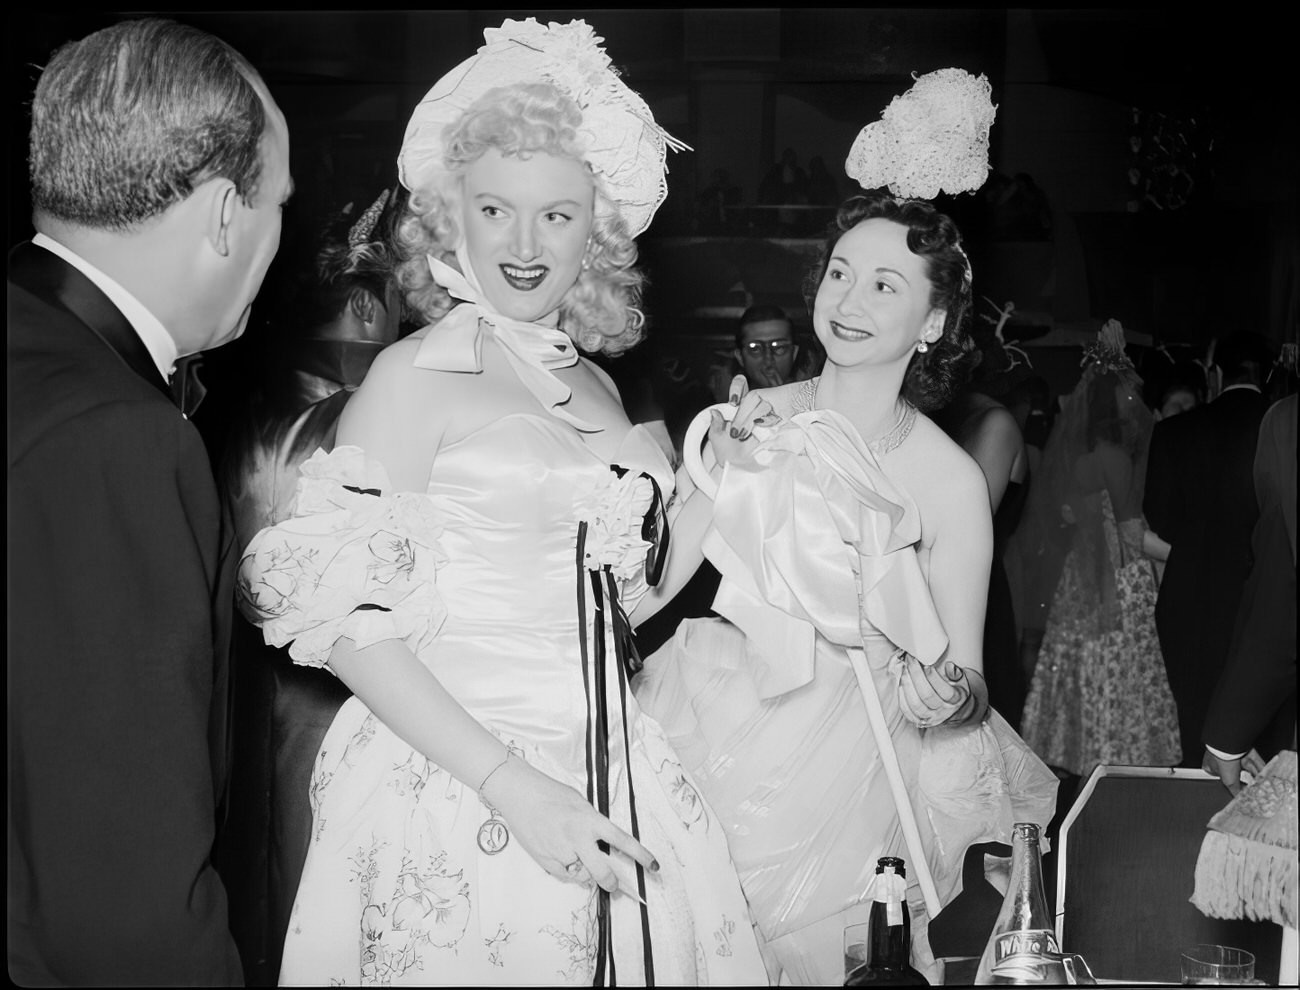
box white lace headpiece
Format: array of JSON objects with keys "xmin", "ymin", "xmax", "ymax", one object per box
[
  {"xmin": 846, "ymin": 68, "xmax": 997, "ymax": 200},
  {"xmin": 398, "ymin": 18, "xmax": 689, "ymax": 238}
]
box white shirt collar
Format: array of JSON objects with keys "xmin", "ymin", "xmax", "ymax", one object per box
[{"xmin": 31, "ymin": 232, "xmax": 178, "ymax": 382}]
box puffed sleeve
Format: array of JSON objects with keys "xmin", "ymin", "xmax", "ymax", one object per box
[{"xmin": 236, "ymin": 445, "xmax": 448, "ymax": 668}]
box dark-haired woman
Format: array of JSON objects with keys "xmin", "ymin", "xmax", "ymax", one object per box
[{"xmin": 635, "ymin": 193, "xmax": 1057, "ymax": 985}]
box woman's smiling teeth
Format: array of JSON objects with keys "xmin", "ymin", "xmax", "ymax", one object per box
[
  {"xmin": 500, "ymin": 264, "xmax": 548, "ymax": 290},
  {"xmin": 830, "ymin": 320, "xmax": 873, "ymax": 341}
]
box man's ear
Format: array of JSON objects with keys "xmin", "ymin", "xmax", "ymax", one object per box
[
  {"xmin": 732, "ymin": 346, "xmax": 743, "ymax": 365},
  {"xmin": 349, "ymin": 288, "xmax": 378, "ymax": 324},
  {"xmin": 208, "ymin": 180, "xmax": 239, "ymax": 258}
]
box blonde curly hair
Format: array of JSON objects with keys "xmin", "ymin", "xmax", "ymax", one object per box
[{"xmin": 394, "ymin": 82, "xmax": 646, "ymax": 355}]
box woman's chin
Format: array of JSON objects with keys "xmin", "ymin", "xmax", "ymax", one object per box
[{"xmin": 483, "ymin": 291, "xmax": 562, "ymax": 326}]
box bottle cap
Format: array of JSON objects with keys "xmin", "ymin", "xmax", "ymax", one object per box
[
  {"xmin": 871, "ymin": 858, "xmax": 909, "ymax": 910},
  {"xmin": 875, "ymin": 856, "xmax": 907, "ymax": 878}
]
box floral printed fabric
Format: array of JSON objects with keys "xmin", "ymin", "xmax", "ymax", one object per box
[
  {"xmin": 236, "ymin": 446, "xmax": 448, "ymax": 668},
  {"xmin": 1021, "ymin": 491, "xmax": 1182, "ymax": 777},
  {"xmin": 283, "ymin": 700, "xmax": 764, "ymax": 985},
  {"xmin": 236, "ymin": 417, "xmax": 768, "ymax": 985}
]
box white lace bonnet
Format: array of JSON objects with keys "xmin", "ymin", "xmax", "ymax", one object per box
[
  {"xmin": 398, "ymin": 18, "xmax": 688, "ymax": 238},
  {"xmin": 846, "ymin": 67, "xmax": 997, "ymax": 199}
]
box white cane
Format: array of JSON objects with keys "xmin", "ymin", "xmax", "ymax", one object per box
[{"xmin": 683, "ymin": 402, "xmax": 943, "ymax": 919}]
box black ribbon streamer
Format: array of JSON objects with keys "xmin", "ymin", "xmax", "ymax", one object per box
[
  {"xmin": 573, "ymin": 467, "xmax": 665, "ymax": 986},
  {"xmin": 608, "ymin": 466, "xmax": 670, "ymax": 676}
]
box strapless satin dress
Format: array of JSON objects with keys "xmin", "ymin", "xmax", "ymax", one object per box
[{"xmin": 238, "ymin": 414, "xmax": 767, "ymax": 986}]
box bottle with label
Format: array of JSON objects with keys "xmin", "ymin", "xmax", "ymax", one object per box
[
  {"xmin": 845, "ymin": 857, "xmax": 930, "ymax": 986},
  {"xmin": 973, "ymin": 823, "xmax": 1095, "ymax": 985}
]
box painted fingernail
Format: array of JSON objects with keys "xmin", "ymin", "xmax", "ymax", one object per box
[
  {"xmin": 729, "ymin": 427, "xmax": 740, "ymax": 438},
  {"xmin": 650, "ymin": 859, "xmax": 660, "ymax": 873}
]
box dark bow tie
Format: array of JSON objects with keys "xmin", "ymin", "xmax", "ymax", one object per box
[{"xmin": 170, "ymin": 355, "xmax": 208, "ymax": 419}]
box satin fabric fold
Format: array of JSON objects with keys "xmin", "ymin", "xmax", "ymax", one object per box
[
  {"xmin": 704, "ymin": 408, "xmax": 949, "ymax": 699},
  {"xmin": 412, "ymin": 247, "xmax": 602, "ymax": 432}
]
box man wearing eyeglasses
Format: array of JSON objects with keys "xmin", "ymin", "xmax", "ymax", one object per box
[{"xmin": 734, "ymin": 304, "xmax": 800, "ymax": 389}]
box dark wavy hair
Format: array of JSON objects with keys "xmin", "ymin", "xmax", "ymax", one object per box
[
  {"xmin": 29, "ymin": 18, "xmax": 267, "ymax": 229},
  {"xmin": 288, "ymin": 231, "xmax": 393, "ymax": 338},
  {"xmin": 802, "ymin": 192, "xmax": 976, "ymax": 411}
]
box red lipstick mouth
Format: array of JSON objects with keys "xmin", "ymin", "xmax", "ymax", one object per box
[
  {"xmin": 500, "ymin": 264, "xmax": 549, "ymax": 291},
  {"xmin": 830, "ymin": 320, "xmax": 873, "ymax": 340}
]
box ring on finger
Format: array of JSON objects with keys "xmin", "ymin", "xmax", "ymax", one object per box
[{"xmin": 564, "ymin": 858, "xmax": 585, "ymax": 876}]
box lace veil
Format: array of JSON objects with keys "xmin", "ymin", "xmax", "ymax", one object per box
[{"xmin": 1012, "ymin": 320, "xmax": 1156, "ymax": 636}]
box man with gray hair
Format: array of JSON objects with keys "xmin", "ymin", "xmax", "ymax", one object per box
[{"xmin": 8, "ymin": 16, "xmax": 292, "ymax": 984}]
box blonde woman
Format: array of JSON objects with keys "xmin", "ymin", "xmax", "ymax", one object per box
[{"xmin": 237, "ymin": 19, "xmax": 766, "ymax": 986}]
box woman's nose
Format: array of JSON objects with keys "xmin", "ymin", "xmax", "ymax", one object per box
[
  {"xmin": 836, "ymin": 284, "xmax": 867, "ymax": 317},
  {"xmin": 511, "ymin": 221, "xmax": 539, "ymax": 262}
]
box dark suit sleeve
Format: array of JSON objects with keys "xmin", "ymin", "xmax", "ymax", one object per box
[
  {"xmin": 1201, "ymin": 500, "xmax": 1298, "ymax": 756},
  {"xmin": 1143, "ymin": 418, "xmax": 1179, "ymax": 541},
  {"xmin": 8, "ymin": 400, "xmax": 242, "ymax": 985}
]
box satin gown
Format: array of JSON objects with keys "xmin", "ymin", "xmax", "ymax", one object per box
[
  {"xmin": 236, "ymin": 415, "xmax": 767, "ymax": 986},
  {"xmin": 633, "ymin": 408, "xmax": 1059, "ymax": 986}
]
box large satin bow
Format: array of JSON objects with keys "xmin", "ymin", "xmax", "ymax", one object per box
[
  {"xmin": 412, "ymin": 249, "xmax": 601, "ymax": 432},
  {"xmin": 704, "ymin": 408, "xmax": 949, "ymax": 699}
]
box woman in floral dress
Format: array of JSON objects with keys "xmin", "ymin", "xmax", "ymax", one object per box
[
  {"xmin": 1018, "ymin": 322, "xmax": 1182, "ymax": 777},
  {"xmin": 236, "ymin": 19, "xmax": 766, "ymax": 986}
]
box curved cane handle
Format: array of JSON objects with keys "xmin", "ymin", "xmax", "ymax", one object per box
[{"xmin": 682, "ymin": 402, "xmax": 736, "ymax": 501}]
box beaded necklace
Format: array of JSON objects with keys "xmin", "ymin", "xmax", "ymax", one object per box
[{"xmin": 792, "ymin": 377, "xmax": 917, "ymax": 456}]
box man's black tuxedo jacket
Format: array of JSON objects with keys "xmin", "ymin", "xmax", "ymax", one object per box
[
  {"xmin": 1202, "ymin": 394, "xmax": 1298, "ymax": 758},
  {"xmin": 7, "ymin": 242, "xmax": 242, "ymax": 985},
  {"xmin": 1144, "ymin": 386, "xmax": 1272, "ymax": 760}
]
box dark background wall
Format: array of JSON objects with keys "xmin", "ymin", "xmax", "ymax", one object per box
[{"xmin": 10, "ymin": 9, "xmax": 1298, "ymax": 393}]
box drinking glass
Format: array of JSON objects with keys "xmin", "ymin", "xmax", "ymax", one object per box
[
  {"xmin": 844, "ymin": 922, "xmax": 869, "ymax": 980},
  {"xmin": 1180, "ymin": 944, "xmax": 1256, "ymax": 985}
]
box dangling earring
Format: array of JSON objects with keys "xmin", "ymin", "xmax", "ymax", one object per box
[
  {"xmin": 581, "ymin": 233, "xmax": 594, "ymax": 271},
  {"xmin": 917, "ymin": 339, "xmax": 930, "ymax": 353}
]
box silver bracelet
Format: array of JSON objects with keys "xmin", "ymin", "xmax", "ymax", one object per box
[{"xmin": 477, "ymin": 753, "xmax": 511, "ymax": 793}]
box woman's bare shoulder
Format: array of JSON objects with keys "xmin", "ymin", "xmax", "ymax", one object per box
[
  {"xmin": 579, "ymin": 355, "xmax": 622, "ymax": 401},
  {"xmin": 972, "ymin": 401, "xmax": 1020, "ymax": 439},
  {"xmin": 899, "ymin": 415, "xmax": 989, "ymax": 511},
  {"xmin": 911, "ymin": 415, "xmax": 984, "ymax": 478},
  {"xmin": 340, "ymin": 331, "xmax": 468, "ymax": 441},
  {"xmin": 361, "ymin": 331, "xmax": 476, "ymax": 397},
  {"xmin": 358, "ymin": 332, "xmax": 425, "ymax": 384}
]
